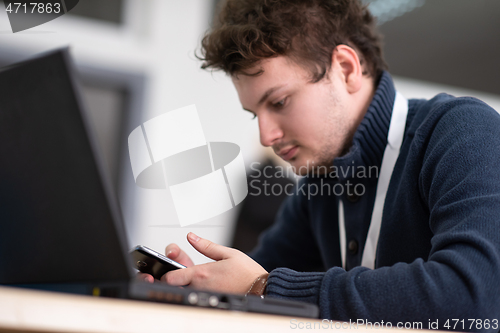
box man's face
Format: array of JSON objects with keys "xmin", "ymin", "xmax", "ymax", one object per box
[{"xmin": 232, "ymin": 56, "xmax": 361, "ymax": 175}]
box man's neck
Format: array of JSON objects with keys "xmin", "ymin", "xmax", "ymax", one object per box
[{"xmin": 339, "ymin": 75, "xmax": 376, "ymax": 157}]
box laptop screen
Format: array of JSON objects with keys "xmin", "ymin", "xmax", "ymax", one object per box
[{"xmin": 0, "ymin": 49, "xmax": 132, "ymax": 285}]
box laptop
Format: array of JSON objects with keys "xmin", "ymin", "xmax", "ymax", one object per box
[{"xmin": 0, "ymin": 49, "xmax": 319, "ymax": 318}]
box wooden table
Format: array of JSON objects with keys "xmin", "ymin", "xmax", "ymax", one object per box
[{"xmin": 0, "ymin": 285, "xmax": 433, "ymax": 333}]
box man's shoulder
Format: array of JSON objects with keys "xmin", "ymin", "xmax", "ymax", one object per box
[{"xmin": 407, "ymin": 93, "xmax": 500, "ymax": 141}]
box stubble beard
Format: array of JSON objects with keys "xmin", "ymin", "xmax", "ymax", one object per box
[{"xmin": 309, "ymin": 95, "xmax": 354, "ymax": 175}]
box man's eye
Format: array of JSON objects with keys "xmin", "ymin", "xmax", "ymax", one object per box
[{"xmin": 273, "ymin": 98, "xmax": 287, "ymax": 108}]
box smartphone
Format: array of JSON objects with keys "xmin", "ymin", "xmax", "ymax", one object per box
[{"xmin": 130, "ymin": 245, "xmax": 186, "ymax": 280}]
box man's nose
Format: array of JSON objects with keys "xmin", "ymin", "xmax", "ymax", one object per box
[{"xmin": 258, "ymin": 114, "xmax": 283, "ymax": 147}]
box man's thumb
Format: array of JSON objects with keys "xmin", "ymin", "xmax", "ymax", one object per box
[{"xmin": 187, "ymin": 232, "xmax": 228, "ymax": 261}]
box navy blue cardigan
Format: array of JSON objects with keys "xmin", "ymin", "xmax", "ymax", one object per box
[{"xmin": 250, "ymin": 72, "xmax": 500, "ymax": 331}]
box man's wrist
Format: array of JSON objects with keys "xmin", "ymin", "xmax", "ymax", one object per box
[{"xmin": 245, "ymin": 273, "xmax": 269, "ymax": 298}]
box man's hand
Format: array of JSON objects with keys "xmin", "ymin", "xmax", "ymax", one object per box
[
  {"xmin": 137, "ymin": 242, "xmax": 195, "ymax": 283},
  {"xmin": 163, "ymin": 232, "xmax": 268, "ymax": 295}
]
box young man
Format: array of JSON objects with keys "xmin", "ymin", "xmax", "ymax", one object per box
[{"xmin": 142, "ymin": 0, "xmax": 500, "ymax": 329}]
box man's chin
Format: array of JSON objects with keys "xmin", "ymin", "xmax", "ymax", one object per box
[
  {"xmin": 287, "ymin": 158, "xmax": 333, "ymax": 176},
  {"xmin": 287, "ymin": 158, "xmax": 312, "ymax": 176}
]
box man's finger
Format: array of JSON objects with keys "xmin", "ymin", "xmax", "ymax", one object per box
[
  {"xmin": 187, "ymin": 232, "xmax": 229, "ymax": 261},
  {"xmin": 165, "ymin": 243, "xmax": 180, "ymax": 259},
  {"xmin": 137, "ymin": 273, "xmax": 154, "ymax": 283},
  {"xmin": 163, "ymin": 267, "xmax": 194, "ymax": 286},
  {"xmin": 165, "ymin": 243, "xmax": 194, "ymax": 267}
]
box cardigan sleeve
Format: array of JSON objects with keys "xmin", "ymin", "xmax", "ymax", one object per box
[
  {"xmin": 264, "ymin": 98, "xmax": 500, "ymax": 332},
  {"xmin": 249, "ymin": 178, "xmax": 324, "ymax": 273}
]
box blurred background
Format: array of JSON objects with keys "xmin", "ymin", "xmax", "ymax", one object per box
[{"xmin": 0, "ymin": 0, "xmax": 499, "ymax": 264}]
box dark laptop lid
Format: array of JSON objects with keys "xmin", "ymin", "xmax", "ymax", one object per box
[{"xmin": 0, "ymin": 49, "xmax": 133, "ymax": 285}]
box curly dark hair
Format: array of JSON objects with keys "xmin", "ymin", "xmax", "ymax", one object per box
[{"xmin": 198, "ymin": 0, "xmax": 387, "ymax": 83}]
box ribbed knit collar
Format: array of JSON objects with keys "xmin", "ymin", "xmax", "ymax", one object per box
[{"xmin": 333, "ymin": 71, "xmax": 396, "ymax": 175}]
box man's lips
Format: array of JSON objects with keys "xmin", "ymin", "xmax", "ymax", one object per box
[{"xmin": 278, "ymin": 146, "xmax": 299, "ymax": 161}]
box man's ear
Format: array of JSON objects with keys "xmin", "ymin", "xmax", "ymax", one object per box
[{"xmin": 331, "ymin": 44, "xmax": 363, "ymax": 94}]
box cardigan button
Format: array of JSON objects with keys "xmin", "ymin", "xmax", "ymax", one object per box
[
  {"xmin": 348, "ymin": 240, "xmax": 358, "ymax": 255},
  {"xmin": 347, "ymin": 192, "xmax": 359, "ymax": 203}
]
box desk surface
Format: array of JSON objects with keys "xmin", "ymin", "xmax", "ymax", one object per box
[
  {"xmin": 0, "ymin": 285, "xmax": 431, "ymax": 333},
  {"xmin": 0, "ymin": 285, "xmax": 318, "ymax": 333}
]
